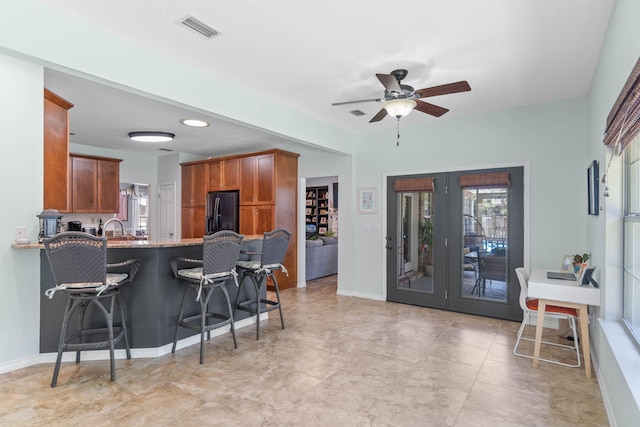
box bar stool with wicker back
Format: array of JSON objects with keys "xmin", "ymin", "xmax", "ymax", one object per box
[
  {"xmin": 234, "ymin": 228, "xmax": 291, "ymax": 340},
  {"xmin": 43, "ymin": 232, "xmax": 140, "ymax": 387},
  {"xmin": 169, "ymin": 230, "xmax": 244, "ymax": 364}
]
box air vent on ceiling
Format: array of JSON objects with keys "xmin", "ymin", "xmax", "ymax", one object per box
[
  {"xmin": 350, "ymin": 110, "xmax": 366, "ymax": 117},
  {"xmin": 179, "ymin": 15, "xmax": 221, "ymax": 39}
]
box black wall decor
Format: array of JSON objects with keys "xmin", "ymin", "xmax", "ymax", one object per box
[{"xmin": 588, "ymin": 160, "xmax": 599, "ymax": 215}]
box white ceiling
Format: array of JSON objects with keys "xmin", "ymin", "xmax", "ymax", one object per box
[{"xmin": 41, "ymin": 0, "xmax": 614, "ymax": 157}]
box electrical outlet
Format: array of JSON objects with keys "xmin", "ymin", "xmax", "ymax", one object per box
[{"xmin": 15, "ymin": 226, "xmax": 26, "ymax": 241}]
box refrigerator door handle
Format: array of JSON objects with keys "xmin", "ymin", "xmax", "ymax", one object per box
[{"xmin": 214, "ymin": 197, "xmax": 221, "ymax": 232}]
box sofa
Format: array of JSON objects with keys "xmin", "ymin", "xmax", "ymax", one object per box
[{"xmin": 305, "ymin": 236, "xmax": 338, "ymax": 281}]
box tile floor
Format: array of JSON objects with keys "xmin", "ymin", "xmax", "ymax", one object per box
[{"xmin": 0, "ymin": 276, "xmax": 609, "ymax": 426}]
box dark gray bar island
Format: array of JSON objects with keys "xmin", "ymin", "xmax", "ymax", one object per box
[{"xmin": 38, "ymin": 237, "xmax": 263, "ymax": 353}]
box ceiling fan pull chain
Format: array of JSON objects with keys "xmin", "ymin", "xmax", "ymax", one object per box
[{"xmin": 396, "ymin": 117, "xmax": 400, "ymax": 147}]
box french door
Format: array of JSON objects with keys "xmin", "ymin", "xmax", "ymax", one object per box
[{"xmin": 386, "ymin": 167, "xmax": 524, "ymax": 321}]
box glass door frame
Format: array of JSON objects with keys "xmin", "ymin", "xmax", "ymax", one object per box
[{"xmin": 384, "ymin": 165, "xmax": 525, "ymax": 321}]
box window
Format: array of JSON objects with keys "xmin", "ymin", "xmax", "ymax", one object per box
[{"xmin": 624, "ymin": 133, "xmax": 640, "ymax": 343}]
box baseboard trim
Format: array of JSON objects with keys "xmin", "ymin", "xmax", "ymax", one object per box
[{"xmin": 0, "ymin": 314, "xmax": 266, "ymax": 373}]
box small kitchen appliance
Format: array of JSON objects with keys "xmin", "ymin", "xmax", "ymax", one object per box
[
  {"xmin": 37, "ymin": 209, "xmax": 63, "ymax": 242},
  {"xmin": 67, "ymin": 221, "xmax": 82, "ymax": 231}
]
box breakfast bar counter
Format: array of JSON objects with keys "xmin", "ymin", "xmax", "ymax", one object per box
[{"xmin": 35, "ymin": 237, "xmax": 263, "ymax": 353}]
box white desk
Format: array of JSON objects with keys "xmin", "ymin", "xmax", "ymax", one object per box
[{"xmin": 528, "ymin": 269, "xmax": 601, "ymax": 377}]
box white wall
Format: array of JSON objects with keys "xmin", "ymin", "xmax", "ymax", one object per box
[
  {"xmin": 0, "ymin": 54, "xmax": 43, "ymax": 370},
  {"xmin": 350, "ymin": 98, "xmax": 588, "ymax": 299},
  {"xmin": 585, "ymin": 0, "xmax": 640, "ymax": 423},
  {"xmin": 297, "ymin": 145, "xmax": 354, "ymax": 296}
]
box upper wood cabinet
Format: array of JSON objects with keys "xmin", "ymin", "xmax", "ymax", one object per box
[
  {"xmin": 182, "ymin": 163, "xmax": 206, "ymax": 207},
  {"xmin": 208, "ymin": 158, "xmax": 240, "ymax": 191},
  {"xmin": 240, "ymin": 153, "xmax": 275, "ymax": 205},
  {"xmin": 43, "ymin": 89, "xmax": 73, "ymax": 212},
  {"xmin": 70, "ymin": 154, "xmax": 121, "ymax": 213}
]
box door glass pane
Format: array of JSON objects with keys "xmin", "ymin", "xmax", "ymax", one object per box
[
  {"xmin": 396, "ymin": 191, "xmax": 434, "ymax": 293},
  {"xmin": 461, "ymin": 187, "xmax": 508, "ymax": 302}
]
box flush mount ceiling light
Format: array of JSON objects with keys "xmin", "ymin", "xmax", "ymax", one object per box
[
  {"xmin": 180, "ymin": 118, "xmax": 209, "ymax": 127},
  {"xmin": 128, "ymin": 131, "xmax": 175, "ymax": 143},
  {"xmin": 383, "ymin": 99, "xmax": 417, "ymax": 118}
]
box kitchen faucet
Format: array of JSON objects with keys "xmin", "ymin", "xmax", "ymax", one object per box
[{"xmin": 103, "ymin": 217, "xmax": 126, "ymax": 237}]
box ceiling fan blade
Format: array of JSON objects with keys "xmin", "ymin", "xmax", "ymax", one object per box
[
  {"xmin": 414, "ymin": 100, "xmax": 449, "ymax": 117},
  {"xmin": 415, "ymin": 81, "xmax": 471, "ymax": 98},
  {"xmin": 331, "ymin": 98, "xmax": 383, "ymax": 106},
  {"xmin": 369, "ymin": 108, "xmax": 388, "ymax": 123},
  {"xmin": 376, "ymin": 73, "xmax": 402, "ymax": 93}
]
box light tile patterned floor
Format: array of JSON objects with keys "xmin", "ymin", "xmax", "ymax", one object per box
[{"xmin": 0, "ymin": 276, "xmax": 609, "ymax": 426}]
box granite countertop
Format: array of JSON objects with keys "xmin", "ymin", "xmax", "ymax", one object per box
[{"xmin": 11, "ymin": 235, "xmax": 262, "ymax": 250}]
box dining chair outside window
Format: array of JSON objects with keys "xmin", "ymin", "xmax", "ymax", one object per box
[
  {"xmin": 43, "ymin": 232, "xmax": 140, "ymax": 387},
  {"xmin": 234, "ymin": 228, "xmax": 291, "ymax": 340},
  {"xmin": 169, "ymin": 230, "xmax": 244, "ymax": 364},
  {"xmin": 513, "ymin": 267, "xmax": 581, "ymax": 367}
]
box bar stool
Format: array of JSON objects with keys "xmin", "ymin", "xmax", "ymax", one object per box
[
  {"xmin": 43, "ymin": 232, "xmax": 140, "ymax": 387},
  {"xmin": 170, "ymin": 230, "xmax": 244, "ymax": 364},
  {"xmin": 234, "ymin": 228, "xmax": 291, "ymax": 340}
]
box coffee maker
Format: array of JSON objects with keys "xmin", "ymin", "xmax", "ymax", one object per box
[{"xmin": 37, "ymin": 209, "xmax": 63, "ymax": 242}]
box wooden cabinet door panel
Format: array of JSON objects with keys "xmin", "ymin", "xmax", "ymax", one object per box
[
  {"xmin": 182, "ymin": 163, "xmax": 207, "ymax": 207},
  {"xmin": 181, "ymin": 207, "xmax": 206, "ymax": 238},
  {"xmin": 207, "ymin": 161, "xmax": 223, "ymax": 191},
  {"xmin": 254, "ymin": 205, "xmax": 275, "ymax": 234},
  {"xmin": 192, "ymin": 207, "xmax": 206, "ymax": 238},
  {"xmin": 255, "ymin": 154, "xmax": 275, "ymax": 204},
  {"xmin": 239, "ymin": 206, "xmax": 255, "ymax": 235},
  {"xmin": 43, "ymin": 93, "xmax": 71, "ymax": 212},
  {"xmin": 181, "ymin": 166, "xmax": 193, "ymax": 206},
  {"xmin": 240, "ymin": 157, "xmax": 256, "ymax": 204},
  {"xmin": 191, "ymin": 164, "xmax": 207, "ymax": 207},
  {"xmin": 222, "ymin": 158, "xmax": 240, "ymax": 190},
  {"xmin": 98, "ymin": 160, "xmax": 119, "ymax": 212},
  {"xmin": 71, "ymin": 157, "xmax": 97, "ymax": 212}
]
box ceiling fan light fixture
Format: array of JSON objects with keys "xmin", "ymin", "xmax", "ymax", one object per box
[
  {"xmin": 180, "ymin": 118, "xmax": 209, "ymax": 127},
  {"xmin": 128, "ymin": 131, "xmax": 175, "ymax": 143},
  {"xmin": 383, "ymin": 99, "xmax": 417, "ymax": 118}
]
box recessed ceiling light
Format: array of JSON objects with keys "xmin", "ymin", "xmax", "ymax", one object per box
[
  {"xmin": 128, "ymin": 131, "xmax": 175, "ymax": 143},
  {"xmin": 180, "ymin": 118, "xmax": 209, "ymax": 127}
]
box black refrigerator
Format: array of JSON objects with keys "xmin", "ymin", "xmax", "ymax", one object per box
[{"xmin": 206, "ymin": 191, "xmax": 239, "ymax": 234}]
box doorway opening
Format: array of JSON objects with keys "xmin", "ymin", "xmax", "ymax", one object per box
[{"xmin": 305, "ymin": 176, "xmax": 339, "ymax": 283}]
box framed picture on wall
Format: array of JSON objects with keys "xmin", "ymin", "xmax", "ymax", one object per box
[
  {"xmin": 358, "ymin": 187, "xmax": 377, "ymax": 213},
  {"xmin": 588, "ymin": 160, "xmax": 599, "ymax": 215}
]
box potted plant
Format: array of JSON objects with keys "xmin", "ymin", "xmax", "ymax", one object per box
[
  {"xmin": 419, "ymin": 218, "xmax": 434, "ymax": 275},
  {"xmin": 573, "ymin": 253, "xmax": 590, "ymax": 273}
]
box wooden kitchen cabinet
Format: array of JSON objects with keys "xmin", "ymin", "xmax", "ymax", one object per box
[
  {"xmin": 43, "ymin": 89, "xmax": 73, "ymax": 212},
  {"xmin": 240, "ymin": 153, "xmax": 274, "ymax": 205},
  {"xmin": 239, "ymin": 205, "xmax": 274, "ymax": 235},
  {"xmin": 208, "ymin": 158, "xmax": 240, "ymax": 191},
  {"xmin": 181, "ymin": 149, "xmax": 298, "ymax": 288},
  {"xmin": 70, "ymin": 154, "xmax": 121, "ymax": 213},
  {"xmin": 182, "ymin": 163, "xmax": 207, "ymax": 207},
  {"xmin": 181, "ymin": 207, "xmax": 206, "ymax": 239}
]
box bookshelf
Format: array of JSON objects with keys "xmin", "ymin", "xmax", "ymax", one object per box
[{"xmin": 305, "ymin": 185, "xmax": 329, "ymax": 236}]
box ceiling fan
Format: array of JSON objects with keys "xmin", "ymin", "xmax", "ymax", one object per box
[{"xmin": 332, "ymin": 69, "xmax": 471, "ymax": 123}]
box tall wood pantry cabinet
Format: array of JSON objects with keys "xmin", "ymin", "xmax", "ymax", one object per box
[{"xmin": 181, "ymin": 149, "xmax": 299, "ymax": 289}]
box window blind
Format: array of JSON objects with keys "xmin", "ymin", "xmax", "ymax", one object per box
[
  {"xmin": 604, "ymin": 57, "xmax": 640, "ymax": 153},
  {"xmin": 393, "ymin": 177, "xmax": 434, "ymax": 192},
  {"xmin": 459, "ymin": 172, "xmax": 510, "ymax": 188}
]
